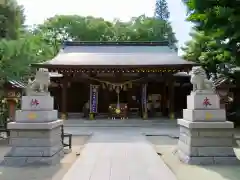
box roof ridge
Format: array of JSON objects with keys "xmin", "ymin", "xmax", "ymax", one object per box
[{"xmin": 63, "ymin": 41, "xmax": 170, "ymax": 47}]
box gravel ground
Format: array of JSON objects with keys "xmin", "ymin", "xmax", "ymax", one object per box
[
  {"xmin": 146, "ymin": 136, "xmax": 240, "ymax": 180},
  {"xmin": 0, "ymin": 136, "xmax": 90, "ymax": 180}
]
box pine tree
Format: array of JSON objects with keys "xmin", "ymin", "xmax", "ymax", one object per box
[{"xmin": 154, "ymin": 0, "xmax": 170, "ymax": 21}]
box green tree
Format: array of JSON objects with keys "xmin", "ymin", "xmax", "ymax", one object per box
[
  {"xmin": 36, "ymin": 15, "xmax": 115, "ymax": 42},
  {"xmin": 129, "ymin": 15, "xmax": 177, "ymax": 46},
  {"xmin": 0, "ymin": 33, "xmax": 56, "ymax": 83},
  {"xmin": 36, "ymin": 15, "xmax": 177, "ymax": 47},
  {"xmin": 183, "ymin": 0, "xmax": 240, "ymax": 66},
  {"xmin": 154, "ymin": 0, "xmax": 170, "ymax": 20},
  {"xmin": 182, "ymin": 30, "xmax": 232, "ymax": 77},
  {"xmin": 111, "ymin": 19, "xmax": 134, "ymax": 41},
  {"xmin": 0, "ymin": 0, "xmax": 25, "ymax": 39}
]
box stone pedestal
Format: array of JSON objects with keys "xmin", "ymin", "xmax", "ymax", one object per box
[
  {"xmin": 15, "ymin": 96, "xmax": 58, "ymax": 123},
  {"xmin": 3, "ymin": 95, "xmax": 64, "ymax": 166},
  {"xmin": 177, "ymin": 91, "xmax": 239, "ymax": 165}
]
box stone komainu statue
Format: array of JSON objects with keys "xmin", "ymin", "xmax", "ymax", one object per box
[
  {"xmin": 26, "ymin": 68, "xmax": 51, "ymax": 96},
  {"xmin": 190, "ymin": 66, "xmax": 215, "ymax": 92}
]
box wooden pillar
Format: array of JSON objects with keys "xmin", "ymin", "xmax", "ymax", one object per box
[
  {"xmin": 141, "ymin": 83, "xmax": 148, "ymax": 119},
  {"xmin": 161, "ymin": 81, "xmax": 167, "ymax": 116},
  {"xmin": 61, "ymin": 76, "xmax": 68, "ymax": 120},
  {"xmin": 168, "ymin": 75, "xmax": 175, "ymax": 119},
  {"xmin": 103, "ymin": 87, "xmax": 109, "ymax": 113},
  {"xmin": 7, "ymin": 99, "xmax": 16, "ymax": 121}
]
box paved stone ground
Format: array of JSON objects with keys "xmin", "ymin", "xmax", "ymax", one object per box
[
  {"xmin": 0, "ymin": 125, "xmax": 240, "ymax": 180},
  {"xmin": 0, "ymin": 136, "xmax": 89, "ymax": 180},
  {"xmin": 147, "ymin": 136, "xmax": 240, "ymax": 180},
  {"xmin": 64, "ymin": 119, "xmax": 178, "ymax": 127},
  {"xmin": 64, "ymin": 126, "xmax": 179, "ymax": 136},
  {"xmin": 62, "ymin": 130, "xmax": 177, "ymax": 180}
]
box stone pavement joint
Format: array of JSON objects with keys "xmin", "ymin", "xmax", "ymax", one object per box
[{"xmin": 62, "ymin": 132, "xmax": 177, "ymax": 180}]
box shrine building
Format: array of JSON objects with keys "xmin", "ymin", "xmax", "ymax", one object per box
[{"xmin": 31, "ymin": 41, "xmax": 195, "ymax": 120}]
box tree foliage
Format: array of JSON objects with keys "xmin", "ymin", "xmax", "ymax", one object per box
[
  {"xmin": 154, "ymin": 0, "xmax": 170, "ymax": 21},
  {"xmin": 0, "ymin": 0, "xmax": 56, "ymax": 91},
  {"xmin": 182, "ymin": 30, "xmax": 232, "ymax": 76},
  {"xmin": 181, "ymin": 0, "xmax": 240, "ymax": 85},
  {"xmin": 35, "ymin": 15, "xmax": 177, "ymax": 45},
  {"xmin": 0, "ymin": 33, "xmax": 56, "ymax": 82},
  {"xmin": 182, "ymin": 0, "xmax": 240, "ymax": 68},
  {"xmin": 0, "ymin": 0, "xmax": 25, "ymax": 39}
]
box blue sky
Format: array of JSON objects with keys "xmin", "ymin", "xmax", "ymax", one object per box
[{"xmin": 17, "ymin": 0, "xmax": 192, "ymax": 54}]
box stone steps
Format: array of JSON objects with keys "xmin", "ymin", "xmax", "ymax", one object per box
[{"xmin": 64, "ymin": 119, "xmax": 177, "ymax": 127}]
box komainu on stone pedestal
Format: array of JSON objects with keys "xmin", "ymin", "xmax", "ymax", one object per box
[
  {"xmin": 189, "ymin": 66, "xmax": 215, "ymax": 93},
  {"xmin": 3, "ymin": 69, "xmax": 64, "ymax": 166},
  {"xmin": 25, "ymin": 68, "xmax": 51, "ymax": 96},
  {"xmin": 177, "ymin": 66, "xmax": 239, "ymax": 165}
]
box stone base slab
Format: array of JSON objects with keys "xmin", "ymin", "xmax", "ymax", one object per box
[
  {"xmin": 7, "ymin": 125, "xmax": 62, "ymax": 156},
  {"xmin": 8, "ymin": 119, "xmax": 63, "ymax": 130},
  {"xmin": 183, "ymin": 109, "xmax": 226, "ymax": 121},
  {"xmin": 187, "ymin": 93, "xmax": 220, "ymax": 110},
  {"xmin": 178, "ymin": 150, "xmax": 240, "ymax": 165},
  {"xmin": 9, "ymin": 136, "xmax": 62, "ymax": 147},
  {"xmin": 21, "ymin": 95, "xmax": 54, "ymax": 111},
  {"xmin": 3, "ymin": 150, "xmax": 64, "ymax": 166},
  {"xmin": 3, "ymin": 122, "xmax": 64, "ymax": 166},
  {"xmin": 179, "ymin": 125, "xmax": 235, "ymax": 151},
  {"xmin": 15, "ymin": 110, "xmax": 58, "ymax": 123},
  {"xmin": 178, "ymin": 140, "xmax": 236, "ymax": 156},
  {"xmin": 177, "ymin": 124, "xmax": 239, "ymax": 165},
  {"xmin": 179, "ymin": 125, "xmax": 234, "ymax": 138},
  {"xmin": 10, "ymin": 126, "xmax": 61, "ymax": 138},
  {"xmin": 178, "ymin": 119, "xmax": 234, "ymax": 129},
  {"xmin": 179, "ymin": 134, "xmax": 233, "ymax": 147},
  {"xmin": 5, "ymin": 144, "xmax": 62, "ymax": 157}
]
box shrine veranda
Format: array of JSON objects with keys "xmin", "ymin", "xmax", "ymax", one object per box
[{"xmin": 31, "ymin": 41, "xmax": 196, "ymax": 120}]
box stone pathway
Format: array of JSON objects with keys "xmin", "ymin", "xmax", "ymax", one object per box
[{"xmin": 62, "ymin": 131, "xmax": 177, "ymax": 180}]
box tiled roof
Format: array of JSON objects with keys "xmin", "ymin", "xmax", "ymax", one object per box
[
  {"xmin": 39, "ymin": 41, "xmax": 195, "ymax": 67},
  {"xmin": 7, "ymin": 79, "xmax": 26, "ymax": 88}
]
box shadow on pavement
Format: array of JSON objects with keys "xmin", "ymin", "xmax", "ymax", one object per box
[
  {"xmin": 147, "ymin": 135, "xmax": 240, "ymax": 180},
  {"xmin": 0, "ymin": 136, "xmax": 90, "ymax": 180}
]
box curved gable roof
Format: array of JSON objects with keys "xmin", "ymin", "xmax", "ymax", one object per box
[{"xmin": 33, "ymin": 41, "xmax": 195, "ymax": 68}]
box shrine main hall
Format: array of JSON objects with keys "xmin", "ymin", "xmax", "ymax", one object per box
[{"xmin": 32, "ymin": 41, "xmax": 195, "ymax": 120}]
